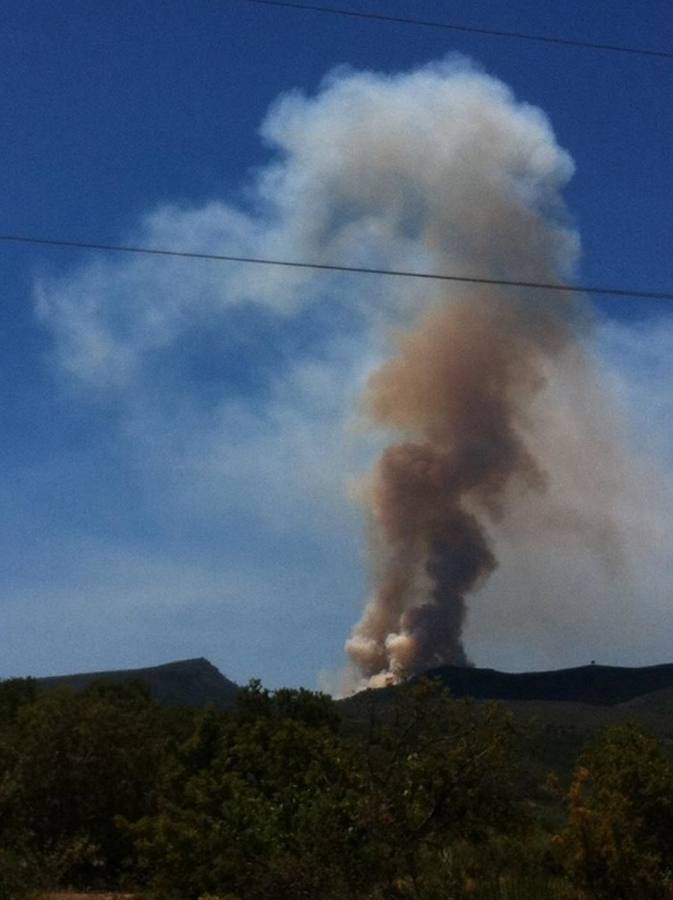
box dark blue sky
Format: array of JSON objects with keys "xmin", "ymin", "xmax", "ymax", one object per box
[
  {"xmin": 3, "ymin": 1, "xmax": 671, "ymax": 286},
  {"xmin": 2, "ymin": 1, "xmax": 673, "ymax": 687}
]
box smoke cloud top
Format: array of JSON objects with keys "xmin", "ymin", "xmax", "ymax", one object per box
[{"xmin": 34, "ymin": 57, "xmax": 673, "ymax": 689}]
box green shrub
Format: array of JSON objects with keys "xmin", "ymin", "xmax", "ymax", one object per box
[
  {"xmin": 0, "ymin": 847, "xmax": 39, "ymax": 900},
  {"xmin": 554, "ymin": 724, "xmax": 673, "ymax": 898}
]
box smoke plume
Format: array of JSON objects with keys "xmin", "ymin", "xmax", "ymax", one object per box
[
  {"xmin": 39, "ymin": 56, "xmax": 660, "ymax": 687},
  {"xmin": 342, "ymin": 61, "xmax": 599, "ymax": 685}
]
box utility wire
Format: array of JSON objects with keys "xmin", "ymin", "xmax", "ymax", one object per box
[
  {"xmin": 235, "ymin": 0, "xmax": 673, "ymax": 61},
  {"xmin": 2, "ymin": 232, "xmax": 672, "ymax": 302}
]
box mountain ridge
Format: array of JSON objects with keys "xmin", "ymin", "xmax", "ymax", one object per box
[
  {"xmin": 35, "ymin": 656, "xmax": 239, "ymax": 709},
  {"xmin": 419, "ymin": 661, "xmax": 673, "ymax": 706},
  {"xmin": 22, "ymin": 657, "xmax": 673, "ymax": 713}
]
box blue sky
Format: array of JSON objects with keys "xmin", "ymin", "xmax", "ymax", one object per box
[{"xmin": 2, "ymin": 0, "xmax": 673, "ymax": 689}]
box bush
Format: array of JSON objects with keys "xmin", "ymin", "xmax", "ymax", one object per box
[
  {"xmin": 0, "ymin": 680, "xmax": 166, "ymax": 889},
  {"xmin": 128, "ymin": 679, "xmax": 521, "ymax": 899},
  {"xmin": 553, "ymin": 724, "xmax": 673, "ymax": 898},
  {"xmin": 0, "ymin": 847, "xmax": 39, "ymax": 900}
]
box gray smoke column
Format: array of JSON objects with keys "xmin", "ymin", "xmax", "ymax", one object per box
[{"xmin": 342, "ymin": 61, "xmax": 586, "ymax": 685}]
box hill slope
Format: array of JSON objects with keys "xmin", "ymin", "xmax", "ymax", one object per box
[
  {"xmin": 423, "ymin": 662, "xmax": 673, "ymax": 706},
  {"xmin": 37, "ymin": 657, "xmax": 239, "ymax": 708},
  {"xmin": 32, "ymin": 658, "xmax": 673, "ymax": 723},
  {"xmin": 340, "ymin": 662, "xmax": 673, "ymax": 744}
]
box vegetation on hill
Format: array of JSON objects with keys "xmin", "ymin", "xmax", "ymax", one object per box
[{"xmin": 2, "ymin": 674, "xmax": 673, "ymax": 898}]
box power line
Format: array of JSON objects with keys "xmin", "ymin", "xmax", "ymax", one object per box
[
  {"xmin": 235, "ymin": 0, "xmax": 673, "ymax": 61},
  {"xmin": 2, "ymin": 232, "xmax": 672, "ymax": 302}
]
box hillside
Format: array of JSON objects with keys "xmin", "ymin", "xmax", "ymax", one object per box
[
  {"xmin": 339, "ymin": 662, "xmax": 673, "ymax": 745},
  {"xmin": 423, "ymin": 661, "xmax": 673, "ymax": 706},
  {"xmin": 31, "ymin": 658, "xmax": 673, "ymax": 732},
  {"xmin": 37, "ymin": 657, "xmax": 239, "ymax": 709}
]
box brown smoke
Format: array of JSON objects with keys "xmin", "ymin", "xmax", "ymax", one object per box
[{"xmin": 346, "ymin": 291, "xmax": 581, "ymax": 683}]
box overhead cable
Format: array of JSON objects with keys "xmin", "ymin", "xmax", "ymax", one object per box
[
  {"xmin": 2, "ymin": 233, "xmax": 672, "ymax": 302},
  {"xmin": 235, "ymin": 0, "xmax": 673, "ymax": 61}
]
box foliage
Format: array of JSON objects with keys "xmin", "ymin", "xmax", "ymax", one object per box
[
  {"xmin": 0, "ymin": 677, "xmax": 36, "ymax": 723},
  {"xmin": 127, "ymin": 682, "xmax": 357, "ymax": 898},
  {"xmin": 350, "ymin": 679, "xmax": 520, "ymax": 895},
  {"xmin": 0, "ymin": 846, "xmax": 40, "ymax": 900},
  {"xmin": 0, "ymin": 679, "xmax": 168, "ymax": 889},
  {"xmin": 3, "ymin": 671, "xmax": 673, "ymax": 898},
  {"xmin": 553, "ymin": 724, "xmax": 673, "ymax": 898},
  {"xmin": 125, "ymin": 678, "xmax": 522, "ymax": 899}
]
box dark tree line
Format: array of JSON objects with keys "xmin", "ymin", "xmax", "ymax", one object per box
[{"xmin": 2, "ymin": 675, "xmax": 673, "ymax": 899}]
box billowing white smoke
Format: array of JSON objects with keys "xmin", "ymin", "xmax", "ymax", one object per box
[
  {"xmin": 37, "ymin": 58, "xmax": 579, "ymax": 386},
  {"xmin": 36, "ymin": 58, "xmax": 673, "ymax": 690}
]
